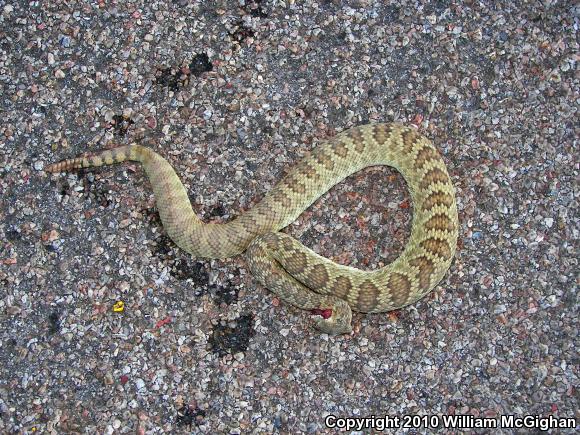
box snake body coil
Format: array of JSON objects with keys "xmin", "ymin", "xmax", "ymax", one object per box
[{"xmin": 46, "ymin": 123, "xmax": 458, "ymax": 334}]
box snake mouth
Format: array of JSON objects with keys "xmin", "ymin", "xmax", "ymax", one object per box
[{"xmin": 310, "ymin": 308, "xmax": 333, "ymax": 319}]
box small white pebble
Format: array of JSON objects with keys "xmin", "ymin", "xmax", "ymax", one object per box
[
  {"xmin": 544, "ymin": 217, "xmax": 554, "ymax": 228},
  {"xmin": 494, "ymin": 304, "xmax": 506, "ymax": 314},
  {"xmin": 134, "ymin": 378, "xmax": 145, "ymax": 391}
]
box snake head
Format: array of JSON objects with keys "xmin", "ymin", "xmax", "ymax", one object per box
[
  {"xmin": 312, "ymin": 299, "xmax": 353, "ymax": 335},
  {"xmin": 315, "ymin": 317, "xmax": 352, "ymax": 335}
]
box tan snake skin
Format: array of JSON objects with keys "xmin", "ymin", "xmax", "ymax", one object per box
[{"xmin": 46, "ymin": 123, "xmax": 458, "ymax": 334}]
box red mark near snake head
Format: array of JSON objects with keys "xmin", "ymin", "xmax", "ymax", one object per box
[{"xmin": 311, "ymin": 308, "xmax": 332, "ymax": 319}]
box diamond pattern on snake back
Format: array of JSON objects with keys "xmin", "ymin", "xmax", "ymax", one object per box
[{"xmin": 258, "ymin": 123, "xmax": 458, "ymax": 313}]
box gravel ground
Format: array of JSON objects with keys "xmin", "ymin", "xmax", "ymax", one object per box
[{"xmin": 1, "ymin": 0, "xmax": 578, "ymax": 433}]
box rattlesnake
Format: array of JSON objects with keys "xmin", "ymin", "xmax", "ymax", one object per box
[{"xmin": 46, "ymin": 123, "xmax": 458, "ymax": 334}]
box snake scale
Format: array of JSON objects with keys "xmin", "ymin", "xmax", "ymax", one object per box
[{"xmin": 46, "ymin": 123, "xmax": 458, "ymax": 334}]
